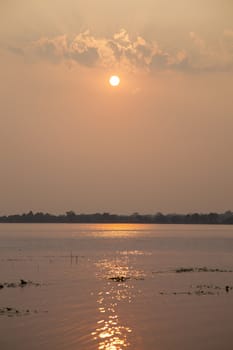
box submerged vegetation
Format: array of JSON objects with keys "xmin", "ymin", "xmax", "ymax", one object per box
[
  {"xmin": 0, "ymin": 280, "xmax": 40, "ymax": 289},
  {"xmin": 0, "ymin": 210, "xmax": 233, "ymax": 224},
  {"xmin": 175, "ymin": 267, "xmax": 233, "ymax": 273}
]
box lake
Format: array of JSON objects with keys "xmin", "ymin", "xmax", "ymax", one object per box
[{"xmin": 0, "ymin": 223, "xmax": 233, "ymax": 350}]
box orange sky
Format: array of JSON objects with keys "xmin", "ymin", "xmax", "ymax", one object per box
[{"xmin": 0, "ymin": 1, "xmax": 233, "ymax": 214}]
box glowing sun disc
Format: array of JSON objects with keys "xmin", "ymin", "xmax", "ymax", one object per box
[{"xmin": 109, "ymin": 75, "xmax": 120, "ymax": 87}]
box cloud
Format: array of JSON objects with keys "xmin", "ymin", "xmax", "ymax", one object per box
[
  {"xmin": 9, "ymin": 29, "xmax": 233, "ymax": 73},
  {"xmin": 31, "ymin": 35, "xmax": 68, "ymax": 63},
  {"xmin": 189, "ymin": 31, "xmax": 233, "ymax": 72},
  {"xmin": 150, "ymin": 49, "xmax": 189, "ymax": 71},
  {"xmin": 26, "ymin": 29, "xmax": 188, "ymax": 73},
  {"xmin": 7, "ymin": 46, "xmax": 24, "ymax": 56}
]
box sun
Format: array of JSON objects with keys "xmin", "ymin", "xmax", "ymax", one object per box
[{"xmin": 109, "ymin": 75, "xmax": 120, "ymax": 87}]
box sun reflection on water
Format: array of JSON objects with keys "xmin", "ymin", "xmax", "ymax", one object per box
[
  {"xmin": 90, "ymin": 224, "xmax": 148, "ymax": 238},
  {"xmin": 92, "ymin": 287, "xmax": 133, "ymax": 350},
  {"xmin": 92, "ymin": 255, "xmax": 142, "ymax": 349},
  {"xmin": 92, "ymin": 307, "xmax": 132, "ymax": 350}
]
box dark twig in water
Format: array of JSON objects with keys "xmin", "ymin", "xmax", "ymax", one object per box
[{"xmin": 108, "ymin": 276, "xmax": 130, "ymax": 282}]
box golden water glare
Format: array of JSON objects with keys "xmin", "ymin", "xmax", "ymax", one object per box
[{"xmin": 92, "ymin": 256, "xmax": 142, "ymax": 349}]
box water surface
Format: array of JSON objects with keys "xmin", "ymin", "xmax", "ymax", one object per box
[{"xmin": 0, "ymin": 224, "xmax": 233, "ymax": 350}]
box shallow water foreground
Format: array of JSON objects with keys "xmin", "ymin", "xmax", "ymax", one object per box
[{"xmin": 0, "ymin": 223, "xmax": 233, "ymax": 350}]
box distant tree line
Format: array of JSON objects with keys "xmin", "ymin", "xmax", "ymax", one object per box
[{"xmin": 0, "ymin": 210, "xmax": 233, "ymax": 224}]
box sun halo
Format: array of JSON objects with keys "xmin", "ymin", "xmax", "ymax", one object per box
[{"xmin": 109, "ymin": 75, "xmax": 120, "ymax": 87}]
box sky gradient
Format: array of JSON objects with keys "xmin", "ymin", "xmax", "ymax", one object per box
[{"xmin": 1, "ymin": 1, "xmax": 233, "ymax": 214}]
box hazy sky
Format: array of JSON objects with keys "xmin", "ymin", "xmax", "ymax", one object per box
[{"xmin": 1, "ymin": 1, "xmax": 233, "ymax": 214}]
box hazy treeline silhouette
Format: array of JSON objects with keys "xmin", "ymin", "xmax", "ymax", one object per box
[{"xmin": 0, "ymin": 210, "xmax": 233, "ymax": 224}]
